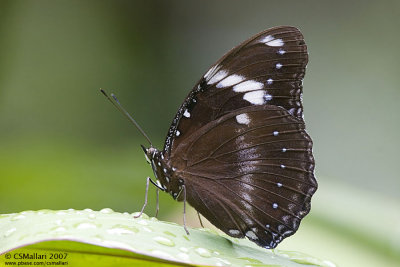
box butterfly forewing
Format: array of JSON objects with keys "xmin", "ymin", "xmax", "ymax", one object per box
[
  {"xmin": 156, "ymin": 26, "xmax": 316, "ymax": 248},
  {"xmin": 164, "ymin": 26, "xmax": 307, "ymax": 155}
]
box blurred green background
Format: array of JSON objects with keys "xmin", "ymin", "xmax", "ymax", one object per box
[{"xmin": 0, "ymin": 1, "xmax": 399, "ymax": 266}]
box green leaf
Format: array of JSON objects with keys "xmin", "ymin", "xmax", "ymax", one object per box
[{"xmin": 0, "ymin": 209, "xmax": 334, "ymax": 266}]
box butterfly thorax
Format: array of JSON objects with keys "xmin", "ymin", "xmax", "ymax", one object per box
[{"xmin": 144, "ymin": 146, "xmax": 184, "ymax": 200}]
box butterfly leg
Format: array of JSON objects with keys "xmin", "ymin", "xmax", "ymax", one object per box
[
  {"xmin": 134, "ymin": 177, "xmax": 151, "ymax": 218},
  {"xmin": 182, "ymin": 185, "xmax": 190, "ymax": 235},
  {"xmin": 155, "ymin": 188, "xmax": 160, "ymax": 218},
  {"xmin": 197, "ymin": 211, "xmax": 204, "ymax": 228}
]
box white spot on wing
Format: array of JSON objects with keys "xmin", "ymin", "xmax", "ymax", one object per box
[
  {"xmin": 276, "ymin": 63, "xmax": 282, "ymax": 69},
  {"xmin": 243, "ymin": 90, "xmax": 266, "ymax": 105},
  {"xmin": 282, "ymin": 148, "xmax": 287, "ymax": 152},
  {"xmin": 233, "ymin": 80, "xmax": 264, "ymax": 92},
  {"xmin": 183, "ymin": 110, "xmax": 190, "ymax": 118},
  {"xmin": 273, "ymin": 131, "xmax": 279, "ymax": 136},
  {"xmin": 272, "ymin": 203, "xmax": 279, "ymax": 209},
  {"xmin": 242, "ymin": 193, "xmax": 252, "ymax": 210},
  {"xmin": 265, "ymin": 94, "xmax": 273, "ymax": 101},
  {"xmin": 268, "ymin": 39, "xmax": 284, "ymax": 47},
  {"xmin": 216, "ymin": 74, "xmax": 245, "ymax": 88},
  {"xmin": 245, "ymin": 230, "xmax": 258, "ymax": 240},
  {"xmin": 176, "ymin": 130, "xmax": 180, "ymax": 136},
  {"xmin": 236, "ymin": 114, "xmax": 250, "ymax": 125},
  {"xmin": 267, "ymin": 78, "xmax": 273, "ymax": 85},
  {"xmin": 277, "ymin": 182, "xmax": 282, "ymax": 187},
  {"xmin": 261, "ymin": 35, "xmax": 273, "ymax": 43},
  {"xmin": 278, "ymin": 48, "xmax": 286, "ymax": 55},
  {"xmin": 208, "ymin": 69, "xmax": 228, "ymax": 85},
  {"xmin": 229, "ymin": 229, "xmax": 240, "ymax": 235},
  {"xmin": 261, "ymin": 35, "xmax": 284, "ymax": 47}
]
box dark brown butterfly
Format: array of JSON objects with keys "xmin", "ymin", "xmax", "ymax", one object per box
[{"xmin": 103, "ymin": 26, "xmax": 317, "ymax": 249}]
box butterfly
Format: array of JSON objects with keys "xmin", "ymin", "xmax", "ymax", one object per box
[{"xmin": 102, "ymin": 26, "xmax": 317, "ymax": 249}]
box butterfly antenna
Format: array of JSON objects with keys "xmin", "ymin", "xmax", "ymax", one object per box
[{"xmin": 100, "ymin": 89, "xmax": 153, "ymax": 146}]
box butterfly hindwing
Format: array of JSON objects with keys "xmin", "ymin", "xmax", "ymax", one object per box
[{"xmin": 171, "ymin": 105, "xmax": 316, "ymax": 248}]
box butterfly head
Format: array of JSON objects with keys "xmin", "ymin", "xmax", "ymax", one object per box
[
  {"xmin": 141, "ymin": 144, "xmax": 157, "ymax": 164},
  {"xmin": 141, "ymin": 144, "xmax": 164, "ymax": 177}
]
